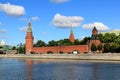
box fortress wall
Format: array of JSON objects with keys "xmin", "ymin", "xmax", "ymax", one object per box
[{"xmin": 32, "ymin": 45, "xmax": 89, "ymax": 54}]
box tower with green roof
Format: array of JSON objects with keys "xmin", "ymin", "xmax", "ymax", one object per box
[{"xmin": 25, "ymin": 18, "xmax": 34, "ymax": 54}]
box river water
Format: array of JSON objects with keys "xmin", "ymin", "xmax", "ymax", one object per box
[{"xmin": 0, "ymin": 58, "xmax": 120, "ymax": 80}]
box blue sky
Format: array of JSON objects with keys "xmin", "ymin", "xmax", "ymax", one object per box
[{"xmin": 0, "ymin": 0, "xmax": 120, "ymax": 46}]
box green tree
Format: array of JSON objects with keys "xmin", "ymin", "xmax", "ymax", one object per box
[
  {"xmin": 97, "ymin": 43, "xmax": 102, "ymax": 52},
  {"xmin": 34, "ymin": 40, "xmax": 46, "ymax": 47},
  {"xmin": 0, "ymin": 46, "xmax": 3, "ymax": 48},
  {"xmin": 74, "ymin": 39, "xmax": 80, "ymax": 45},
  {"xmin": 12, "ymin": 46, "xmax": 16, "ymax": 50},
  {"xmin": 80, "ymin": 37, "xmax": 91, "ymax": 44},
  {"xmin": 91, "ymin": 43, "xmax": 97, "ymax": 52},
  {"xmin": 103, "ymin": 33, "xmax": 117, "ymax": 43},
  {"xmin": 63, "ymin": 39, "xmax": 72, "ymax": 45},
  {"xmin": 103, "ymin": 43, "xmax": 110, "ymax": 53},
  {"xmin": 98, "ymin": 33, "xmax": 104, "ymax": 42},
  {"xmin": 110, "ymin": 33, "xmax": 117, "ymax": 42},
  {"xmin": 57, "ymin": 39, "xmax": 63, "ymax": 46},
  {"xmin": 115, "ymin": 34, "xmax": 120, "ymax": 44},
  {"xmin": 48, "ymin": 40, "xmax": 58, "ymax": 46},
  {"xmin": 57, "ymin": 39, "xmax": 72, "ymax": 46},
  {"xmin": 110, "ymin": 42, "xmax": 119, "ymax": 53},
  {"xmin": 17, "ymin": 46, "xmax": 25, "ymax": 54},
  {"xmin": 114, "ymin": 34, "xmax": 120, "ymax": 52},
  {"xmin": 103, "ymin": 33, "xmax": 111, "ymax": 43}
]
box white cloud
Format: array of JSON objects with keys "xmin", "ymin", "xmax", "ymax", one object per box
[
  {"xmin": 0, "ymin": 29, "xmax": 7, "ymax": 34},
  {"xmin": 52, "ymin": 13, "xmax": 84, "ymax": 28},
  {"xmin": 50, "ymin": 0, "xmax": 69, "ymax": 4},
  {"xmin": 0, "ymin": 22, "xmax": 2, "ymax": 26},
  {"xmin": 0, "ymin": 3, "xmax": 25, "ymax": 16},
  {"xmin": 31, "ymin": 16, "xmax": 39, "ymax": 21},
  {"xmin": 82, "ymin": 22, "xmax": 109, "ymax": 31},
  {"xmin": 0, "ymin": 36, "xmax": 8, "ymax": 39},
  {"xmin": 19, "ymin": 27, "xmax": 27, "ymax": 32}
]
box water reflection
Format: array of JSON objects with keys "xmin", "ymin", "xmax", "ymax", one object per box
[
  {"xmin": 0, "ymin": 58, "xmax": 120, "ymax": 80},
  {"xmin": 26, "ymin": 59, "xmax": 33, "ymax": 80}
]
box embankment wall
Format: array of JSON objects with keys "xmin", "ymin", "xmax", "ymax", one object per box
[{"xmin": 1, "ymin": 53, "xmax": 120, "ymax": 61}]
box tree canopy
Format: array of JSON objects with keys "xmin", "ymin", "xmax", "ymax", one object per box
[
  {"xmin": 91, "ymin": 43, "xmax": 97, "ymax": 52},
  {"xmin": 32, "ymin": 32, "xmax": 120, "ymax": 53}
]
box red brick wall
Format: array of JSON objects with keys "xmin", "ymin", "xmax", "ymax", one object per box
[
  {"xmin": 89, "ymin": 40, "xmax": 101, "ymax": 46},
  {"xmin": 32, "ymin": 46, "xmax": 58, "ymax": 54},
  {"xmin": 32, "ymin": 45, "xmax": 89, "ymax": 54},
  {"xmin": 89, "ymin": 39, "xmax": 101, "ymax": 51}
]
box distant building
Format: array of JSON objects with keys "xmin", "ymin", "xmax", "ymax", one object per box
[
  {"xmin": 25, "ymin": 19, "xmax": 101, "ymax": 54},
  {"xmin": 0, "ymin": 40, "xmax": 5, "ymax": 46}
]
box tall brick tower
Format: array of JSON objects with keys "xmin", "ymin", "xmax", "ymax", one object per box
[
  {"xmin": 69, "ymin": 28, "xmax": 75, "ymax": 43},
  {"xmin": 25, "ymin": 18, "xmax": 34, "ymax": 54},
  {"xmin": 89, "ymin": 26, "xmax": 101, "ymax": 51}
]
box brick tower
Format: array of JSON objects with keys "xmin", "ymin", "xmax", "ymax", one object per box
[
  {"xmin": 92, "ymin": 26, "xmax": 98, "ymax": 35},
  {"xmin": 69, "ymin": 28, "xmax": 75, "ymax": 43},
  {"xmin": 25, "ymin": 18, "xmax": 34, "ymax": 54},
  {"xmin": 89, "ymin": 26, "xmax": 101, "ymax": 51}
]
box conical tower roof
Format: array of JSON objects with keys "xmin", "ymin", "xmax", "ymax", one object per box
[
  {"xmin": 92, "ymin": 26, "xmax": 98, "ymax": 32},
  {"xmin": 91, "ymin": 26, "xmax": 99, "ymax": 40},
  {"xmin": 27, "ymin": 17, "xmax": 32, "ymax": 32}
]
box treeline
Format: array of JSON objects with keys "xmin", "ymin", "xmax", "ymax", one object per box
[
  {"xmin": 34, "ymin": 37, "xmax": 91, "ymax": 47},
  {"xmin": 91, "ymin": 33, "xmax": 120, "ymax": 53},
  {"xmin": 0, "ymin": 44, "xmax": 25, "ymax": 54},
  {"xmin": 34, "ymin": 33, "xmax": 120, "ymax": 53}
]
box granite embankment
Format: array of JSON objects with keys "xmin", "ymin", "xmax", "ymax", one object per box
[{"xmin": 1, "ymin": 53, "xmax": 120, "ymax": 61}]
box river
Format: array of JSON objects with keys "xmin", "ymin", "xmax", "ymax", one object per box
[{"xmin": 0, "ymin": 58, "xmax": 120, "ymax": 80}]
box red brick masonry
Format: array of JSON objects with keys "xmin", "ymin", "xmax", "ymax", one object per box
[{"xmin": 32, "ymin": 45, "xmax": 89, "ymax": 54}]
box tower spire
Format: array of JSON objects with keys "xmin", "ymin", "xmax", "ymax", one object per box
[
  {"xmin": 28, "ymin": 16, "xmax": 30, "ymax": 23},
  {"xmin": 27, "ymin": 17, "xmax": 32, "ymax": 32},
  {"xmin": 69, "ymin": 26, "xmax": 75, "ymax": 43},
  {"xmin": 70, "ymin": 27, "xmax": 73, "ymax": 33}
]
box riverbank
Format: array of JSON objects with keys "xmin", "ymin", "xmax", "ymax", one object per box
[{"xmin": 1, "ymin": 53, "xmax": 120, "ymax": 61}]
